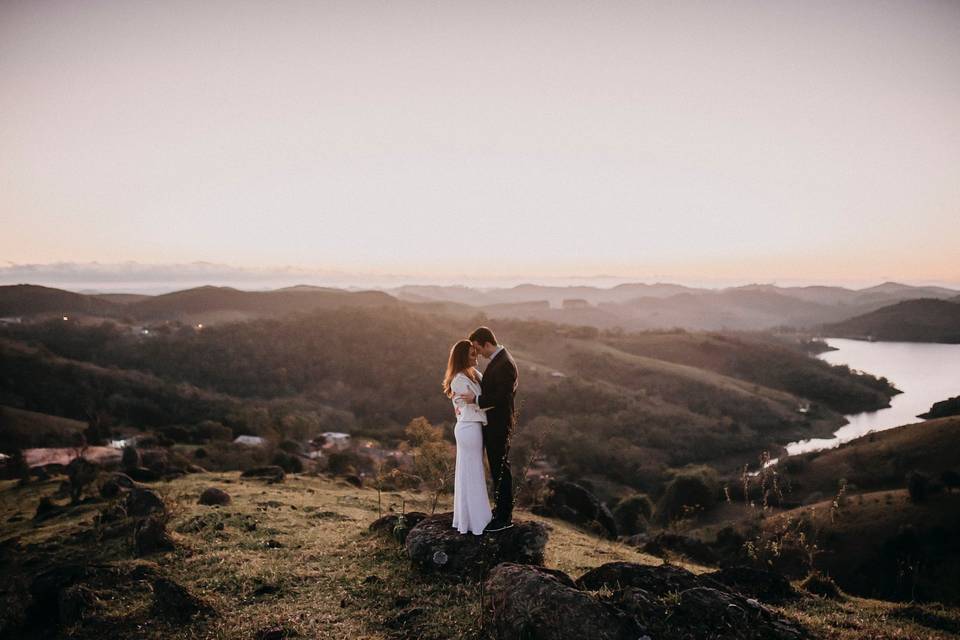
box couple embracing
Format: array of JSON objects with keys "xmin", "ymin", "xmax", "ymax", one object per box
[{"xmin": 442, "ymin": 327, "xmax": 518, "ymax": 535}]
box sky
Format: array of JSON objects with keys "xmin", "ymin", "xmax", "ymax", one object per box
[{"xmin": 2, "ymin": 0, "xmax": 959, "ymax": 288}]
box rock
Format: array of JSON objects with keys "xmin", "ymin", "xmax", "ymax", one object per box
[
  {"xmin": 29, "ymin": 564, "xmax": 91, "ymax": 611},
  {"xmin": 642, "ymin": 532, "xmax": 719, "ymax": 565},
  {"xmin": 485, "ymin": 563, "xmax": 642, "ymax": 640},
  {"xmin": 256, "ymin": 625, "xmax": 297, "ymax": 640},
  {"xmin": 800, "ymin": 572, "xmax": 845, "ymax": 600},
  {"xmin": 343, "ymin": 474, "xmax": 363, "ymax": 487},
  {"xmin": 125, "ymin": 488, "xmax": 167, "ymax": 518},
  {"xmin": 404, "ymin": 512, "xmax": 548, "ymax": 577},
  {"xmin": 368, "ymin": 512, "xmax": 428, "ymax": 544},
  {"xmin": 135, "ymin": 515, "xmax": 175, "ymax": 556},
  {"xmin": 665, "ymin": 587, "xmax": 808, "ymax": 639},
  {"xmin": 531, "ymin": 479, "xmax": 618, "ymax": 539},
  {"xmin": 385, "ymin": 606, "xmax": 426, "ymax": 630},
  {"xmin": 576, "ymin": 561, "xmax": 703, "ymax": 593},
  {"xmin": 241, "ymin": 465, "xmax": 286, "ymax": 483},
  {"xmin": 186, "ymin": 464, "xmax": 207, "ymax": 473},
  {"xmin": 121, "ymin": 445, "xmax": 141, "ymax": 470},
  {"xmin": 58, "ymin": 583, "xmax": 99, "ymax": 626},
  {"xmin": 198, "ymin": 487, "xmax": 231, "ymax": 506},
  {"xmin": 705, "ymin": 566, "xmax": 798, "ymax": 604},
  {"xmin": 152, "ymin": 577, "xmax": 215, "ymax": 622},
  {"xmin": 66, "ymin": 457, "xmax": 99, "ymax": 503},
  {"xmin": 99, "ymin": 472, "xmax": 139, "ymax": 499},
  {"xmin": 576, "ymin": 562, "xmax": 809, "ymax": 640},
  {"xmin": 128, "ymin": 466, "xmax": 162, "ymax": 483},
  {"xmin": 33, "ymin": 496, "xmax": 65, "ymax": 521}
]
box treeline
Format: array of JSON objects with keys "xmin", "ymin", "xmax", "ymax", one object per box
[
  {"xmin": 0, "ymin": 309, "xmax": 897, "ymax": 495},
  {"xmin": 603, "ymin": 331, "xmax": 897, "ymax": 414}
]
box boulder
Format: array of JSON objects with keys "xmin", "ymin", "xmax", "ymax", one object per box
[
  {"xmin": 404, "ymin": 512, "xmax": 548, "ymax": 577},
  {"xmin": 241, "ymin": 465, "xmax": 286, "ymax": 483},
  {"xmin": 58, "ymin": 583, "xmax": 99, "ymax": 626},
  {"xmin": 577, "ymin": 562, "xmax": 809, "ymax": 640},
  {"xmin": 128, "ymin": 466, "xmax": 162, "ymax": 483},
  {"xmin": 642, "ymin": 532, "xmax": 719, "ymax": 565},
  {"xmin": 29, "ymin": 564, "xmax": 91, "ymax": 613},
  {"xmin": 531, "ymin": 479, "xmax": 618, "ymax": 539},
  {"xmin": 705, "ymin": 566, "xmax": 798, "ymax": 604},
  {"xmin": 99, "ymin": 472, "xmax": 139, "ymax": 499},
  {"xmin": 576, "ymin": 561, "xmax": 703, "ymax": 593},
  {"xmin": 152, "ymin": 577, "xmax": 215, "ymax": 622},
  {"xmin": 658, "ymin": 586, "xmax": 807, "ymax": 639},
  {"xmin": 369, "ymin": 512, "xmax": 428, "ymax": 544},
  {"xmin": 135, "ymin": 515, "xmax": 175, "ymax": 556},
  {"xmin": 198, "ymin": 487, "xmax": 231, "ymax": 506},
  {"xmin": 484, "ymin": 563, "xmax": 642, "ymax": 640},
  {"xmin": 125, "ymin": 488, "xmax": 166, "ymax": 518}
]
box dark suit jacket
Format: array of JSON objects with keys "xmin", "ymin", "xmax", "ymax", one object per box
[{"xmin": 477, "ymin": 347, "xmax": 519, "ymax": 432}]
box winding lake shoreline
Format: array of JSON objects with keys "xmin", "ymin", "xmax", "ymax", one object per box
[{"xmin": 784, "ymin": 337, "xmax": 960, "ymax": 455}]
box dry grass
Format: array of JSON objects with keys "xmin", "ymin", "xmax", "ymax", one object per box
[{"xmin": 2, "ymin": 473, "xmax": 959, "ymax": 639}]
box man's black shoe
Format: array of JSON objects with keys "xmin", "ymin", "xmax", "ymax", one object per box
[{"xmin": 484, "ymin": 519, "xmax": 514, "ymax": 533}]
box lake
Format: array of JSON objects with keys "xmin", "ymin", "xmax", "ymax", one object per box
[{"xmin": 784, "ymin": 337, "xmax": 960, "ymax": 455}]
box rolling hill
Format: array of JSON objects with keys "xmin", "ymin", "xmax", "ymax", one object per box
[
  {"xmin": 0, "ymin": 285, "xmax": 119, "ymax": 318},
  {"xmin": 821, "ymin": 298, "xmax": 960, "ymax": 343}
]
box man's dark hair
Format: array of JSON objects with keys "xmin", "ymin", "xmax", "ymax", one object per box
[{"xmin": 468, "ymin": 326, "xmax": 498, "ymax": 347}]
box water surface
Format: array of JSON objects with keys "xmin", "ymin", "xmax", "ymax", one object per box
[{"xmin": 784, "ymin": 338, "xmax": 960, "ymax": 455}]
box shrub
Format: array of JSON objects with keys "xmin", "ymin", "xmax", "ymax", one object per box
[
  {"xmin": 121, "ymin": 445, "xmax": 141, "ymax": 470},
  {"xmin": 198, "ymin": 420, "xmax": 233, "ymax": 442},
  {"xmin": 272, "ymin": 450, "xmax": 304, "ymax": 474},
  {"xmin": 656, "ymin": 465, "xmax": 720, "ymax": 524},
  {"xmin": 907, "ymin": 470, "xmax": 930, "ymax": 503},
  {"xmin": 613, "ymin": 494, "xmax": 654, "ymax": 535}
]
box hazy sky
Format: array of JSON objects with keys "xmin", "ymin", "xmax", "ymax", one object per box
[{"xmin": 2, "ymin": 0, "xmax": 959, "ymax": 286}]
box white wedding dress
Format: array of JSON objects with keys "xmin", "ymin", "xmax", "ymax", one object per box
[{"xmin": 450, "ymin": 371, "xmax": 493, "ymax": 535}]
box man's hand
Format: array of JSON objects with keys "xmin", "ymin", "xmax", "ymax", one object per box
[{"xmin": 456, "ymin": 391, "xmax": 476, "ymax": 403}]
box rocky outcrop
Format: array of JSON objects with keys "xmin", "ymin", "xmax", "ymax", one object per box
[
  {"xmin": 706, "ymin": 566, "xmax": 799, "ymax": 604},
  {"xmin": 152, "ymin": 577, "xmax": 216, "ymax": 622},
  {"xmin": 99, "ymin": 472, "xmax": 140, "ymax": 498},
  {"xmin": 531, "ymin": 479, "xmax": 618, "ymax": 539},
  {"xmin": 404, "ymin": 512, "xmax": 548, "ymax": 577},
  {"xmin": 135, "ymin": 515, "xmax": 175, "ymax": 556},
  {"xmin": 485, "ymin": 563, "xmax": 642, "ymax": 640},
  {"xmin": 125, "ymin": 487, "xmax": 167, "ymax": 518},
  {"xmin": 369, "ymin": 511, "xmax": 428, "ymax": 544},
  {"xmin": 198, "ymin": 487, "xmax": 231, "ymax": 506},
  {"xmin": 486, "ymin": 561, "xmax": 808, "ymax": 640}
]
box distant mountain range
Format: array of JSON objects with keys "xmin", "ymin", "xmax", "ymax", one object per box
[{"xmin": 1, "ymin": 281, "xmax": 958, "ymax": 336}]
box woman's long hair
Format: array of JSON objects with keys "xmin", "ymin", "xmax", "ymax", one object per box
[{"xmin": 443, "ymin": 339, "xmax": 478, "ymax": 397}]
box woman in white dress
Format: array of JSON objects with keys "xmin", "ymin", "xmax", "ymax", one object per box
[{"xmin": 443, "ymin": 340, "xmax": 493, "ymax": 535}]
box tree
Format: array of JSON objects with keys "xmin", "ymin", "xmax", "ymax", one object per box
[{"xmin": 402, "ymin": 417, "xmax": 454, "ymax": 514}]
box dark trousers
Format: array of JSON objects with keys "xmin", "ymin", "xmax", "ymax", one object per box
[{"xmin": 484, "ymin": 424, "xmax": 513, "ymax": 522}]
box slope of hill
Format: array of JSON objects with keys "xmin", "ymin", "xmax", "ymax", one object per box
[
  {"xmin": 821, "ymin": 298, "xmax": 960, "ymax": 343},
  {"xmin": 126, "ymin": 285, "xmax": 397, "ymax": 321},
  {"xmin": 0, "ymin": 285, "xmax": 119, "ymax": 318},
  {"xmin": 2, "ymin": 472, "xmax": 957, "ymax": 639},
  {"xmin": 0, "ymin": 406, "xmax": 87, "ymax": 450},
  {"xmin": 776, "ymin": 416, "xmax": 960, "ymax": 498},
  {"xmin": 0, "ymin": 309, "xmax": 897, "ymax": 494}
]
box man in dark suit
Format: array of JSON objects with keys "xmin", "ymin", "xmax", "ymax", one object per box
[{"xmin": 461, "ymin": 326, "xmax": 518, "ymax": 532}]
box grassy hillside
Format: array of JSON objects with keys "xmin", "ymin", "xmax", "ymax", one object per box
[
  {"xmin": 0, "ymin": 309, "xmax": 897, "ymax": 495},
  {"xmin": 776, "ymin": 416, "xmax": 960, "ymax": 499},
  {"xmin": 0, "ymin": 406, "xmax": 87, "ymax": 450},
  {"xmin": 762, "ymin": 488, "xmax": 960, "ymax": 604},
  {"xmin": 0, "ymin": 285, "xmax": 119, "ymax": 318},
  {"xmin": 821, "ymin": 299, "xmax": 960, "ymax": 343},
  {"xmin": 2, "ymin": 472, "xmax": 958, "ymax": 639}
]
